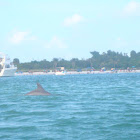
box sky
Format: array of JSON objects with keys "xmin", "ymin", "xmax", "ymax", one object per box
[{"xmin": 0, "ymin": 0, "xmax": 140, "ymax": 62}]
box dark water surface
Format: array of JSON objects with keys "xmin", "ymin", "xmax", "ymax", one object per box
[{"xmin": 0, "ymin": 73, "xmax": 140, "ymax": 140}]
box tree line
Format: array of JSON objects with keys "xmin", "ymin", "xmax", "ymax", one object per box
[{"xmin": 13, "ymin": 50, "xmax": 140, "ymax": 71}]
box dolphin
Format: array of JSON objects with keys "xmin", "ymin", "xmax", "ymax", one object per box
[{"xmin": 26, "ymin": 83, "xmax": 51, "ymax": 96}]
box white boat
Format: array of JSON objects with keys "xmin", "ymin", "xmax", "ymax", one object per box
[
  {"xmin": 0, "ymin": 52, "xmax": 17, "ymax": 77},
  {"xmin": 55, "ymin": 71, "xmax": 66, "ymax": 75}
]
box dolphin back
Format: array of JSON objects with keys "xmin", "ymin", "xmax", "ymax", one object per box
[{"xmin": 25, "ymin": 83, "xmax": 51, "ymax": 96}]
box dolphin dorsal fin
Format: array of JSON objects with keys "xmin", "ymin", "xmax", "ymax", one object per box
[{"xmin": 37, "ymin": 83, "xmax": 45, "ymax": 91}]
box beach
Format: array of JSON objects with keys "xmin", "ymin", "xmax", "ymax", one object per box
[{"xmin": 15, "ymin": 69, "xmax": 140, "ymax": 76}]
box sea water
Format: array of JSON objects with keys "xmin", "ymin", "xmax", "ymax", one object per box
[{"xmin": 0, "ymin": 73, "xmax": 140, "ymax": 140}]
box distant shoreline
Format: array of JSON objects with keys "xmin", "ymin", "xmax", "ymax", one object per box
[{"xmin": 15, "ymin": 70, "xmax": 140, "ymax": 76}]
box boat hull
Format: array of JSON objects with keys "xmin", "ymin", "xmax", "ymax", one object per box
[
  {"xmin": 0, "ymin": 68, "xmax": 17, "ymax": 77},
  {"xmin": 55, "ymin": 71, "xmax": 66, "ymax": 75}
]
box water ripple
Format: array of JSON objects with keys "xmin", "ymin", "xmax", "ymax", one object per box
[{"xmin": 0, "ymin": 73, "xmax": 140, "ymax": 139}]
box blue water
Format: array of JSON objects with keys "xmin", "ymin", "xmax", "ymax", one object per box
[{"xmin": 0, "ymin": 73, "xmax": 140, "ymax": 140}]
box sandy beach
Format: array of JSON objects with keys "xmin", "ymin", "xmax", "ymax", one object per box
[{"xmin": 15, "ymin": 70, "xmax": 140, "ymax": 76}]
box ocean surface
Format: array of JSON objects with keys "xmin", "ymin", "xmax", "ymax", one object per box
[{"xmin": 0, "ymin": 73, "xmax": 140, "ymax": 140}]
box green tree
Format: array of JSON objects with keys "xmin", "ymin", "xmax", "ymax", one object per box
[{"xmin": 13, "ymin": 58, "xmax": 20, "ymax": 66}]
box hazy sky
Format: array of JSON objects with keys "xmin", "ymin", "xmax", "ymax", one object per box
[{"xmin": 0, "ymin": 0, "xmax": 140, "ymax": 62}]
